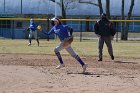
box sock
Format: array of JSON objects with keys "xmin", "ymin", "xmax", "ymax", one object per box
[
  {"xmin": 55, "ymin": 52, "xmax": 64, "ymax": 64},
  {"xmin": 36, "ymin": 39, "xmax": 39, "ymax": 46},
  {"xmin": 75, "ymin": 55, "xmax": 85, "ymax": 66},
  {"xmin": 29, "ymin": 38, "xmax": 31, "ymax": 44}
]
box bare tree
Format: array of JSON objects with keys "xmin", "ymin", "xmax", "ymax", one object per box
[
  {"xmin": 106, "ymin": 0, "xmax": 110, "ymax": 19},
  {"xmin": 78, "ymin": 0, "xmax": 103, "ymax": 32},
  {"xmin": 78, "ymin": 0, "xmax": 98, "ymax": 6},
  {"xmin": 124, "ymin": 0, "xmax": 135, "ymax": 40},
  {"xmin": 121, "ymin": 0, "xmax": 125, "ymax": 40},
  {"xmin": 50, "ymin": 0, "xmax": 77, "ymax": 19},
  {"xmin": 78, "ymin": 0, "xmax": 103, "ymax": 15},
  {"xmin": 98, "ymin": 0, "xmax": 103, "ymax": 15},
  {"xmin": 79, "ymin": 0, "xmax": 111, "ymax": 18}
]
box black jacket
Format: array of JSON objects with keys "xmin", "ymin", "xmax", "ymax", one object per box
[{"xmin": 94, "ymin": 19, "xmax": 116, "ymax": 37}]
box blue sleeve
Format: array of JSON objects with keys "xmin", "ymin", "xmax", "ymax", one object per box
[
  {"xmin": 42, "ymin": 30, "xmax": 49, "ymax": 36},
  {"xmin": 42, "ymin": 27, "xmax": 55, "ymax": 37},
  {"xmin": 47, "ymin": 27, "xmax": 55, "ymax": 35}
]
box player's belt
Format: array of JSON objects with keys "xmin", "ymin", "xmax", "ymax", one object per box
[{"xmin": 64, "ymin": 36, "xmax": 73, "ymax": 41}]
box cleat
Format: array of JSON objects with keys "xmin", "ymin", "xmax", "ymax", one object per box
[
  {"xmin": 98, "ymin": 58, "xmax": 102, "ymax": 61},
  {"xmin": 28, "ymin": 43, "xmax": 31, "ymax": 46},
  {"xmin": 82, "ymin": 63, "xmax": 88, "ymax": 73},
  {"xmin": 111, "ymin": 55, "xmax": 114, "ymax": 60},
  {"xmin": 56, "ymin": 64, "xmax": 65, "ymax": 69}
]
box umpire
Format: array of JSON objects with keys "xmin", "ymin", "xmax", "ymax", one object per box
[{"xmin": 94, "ymin": 13, "xmax": 116, "ymax": 61}]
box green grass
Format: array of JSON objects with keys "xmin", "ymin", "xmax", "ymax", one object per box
[
  {"xmin": 0, "ymin": 39, "xmax": 140, "ymax": 58},
  {"xmin": 73, "ymin": 32, "xmax": 140, "ymax": 40}
]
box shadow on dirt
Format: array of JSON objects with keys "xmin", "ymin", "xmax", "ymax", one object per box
[
  {"xmin": 67, "ymin": 72, "xmax": 113, "ymax": 77},
  {"xmin": 114, "ymin": 61, "xmax": 138, "ymax": 64}
]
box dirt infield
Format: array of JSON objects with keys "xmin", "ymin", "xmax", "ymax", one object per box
[{"xmin": 0, "ymin": 54, "xmax": 140, "ymax": 93}]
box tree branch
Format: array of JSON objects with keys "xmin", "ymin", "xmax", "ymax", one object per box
[
  {"xmin": 78, "ymin": 0, "xmax": 99, "ymax": 6},
  {"xmin": 49, "ymin": 0, "xmax": 61, "ymax": 6}
]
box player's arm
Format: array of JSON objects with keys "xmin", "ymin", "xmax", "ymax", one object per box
[
  {"xmin": 35, "ymin": 24, "xmax": 38, "ymax": 30},
  {"xmin": 26, "ymin": 27, "xmax": 30, "ymax": 31},
  {"xmin": 110, "ymin": 22, "xmax": 116, "ymax": 36},
  {"xmin": 41, "ymin": 27, "xmax": 55, "ymax": 37},
  {"xmin": 94, "ymin": 21, "xmax": 101, "ymax": 37},
  {"xmin": 94, "ymin": 21, "xmax": 99, "ymax": 34}
]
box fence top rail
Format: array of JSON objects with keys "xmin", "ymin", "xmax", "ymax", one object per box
[{"xmin": 0, "ymin": 18, "xmax": 140, "ymax": 22}]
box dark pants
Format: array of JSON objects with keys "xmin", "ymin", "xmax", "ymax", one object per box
[{"xmin": 98, "ymin": 36, "xmax": 113, "ymax": 59}]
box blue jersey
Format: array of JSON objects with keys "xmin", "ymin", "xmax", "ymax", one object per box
[
  {"xmin": 42, "ymin": 24, "xmax": 72, "ymax": 41},
  {"xmin": 30, "ymin": 22, "xmax": 37, "ymax": 31}
]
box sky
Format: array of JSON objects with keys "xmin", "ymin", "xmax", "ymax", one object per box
[{"xmin": 0, "ymin": 0, "xmax": 139, "ymax": 16}]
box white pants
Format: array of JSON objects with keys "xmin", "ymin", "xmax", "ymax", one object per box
[
  {"xmin": 29, "ymin": 30, "xmax": 38, "ymax": 39},
  {"xmin": 54, "ymin": 41, "xmax": 77, "ymax": 58}
]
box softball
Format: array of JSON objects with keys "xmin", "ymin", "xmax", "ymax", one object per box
[{"xmin": 37, "ymin": 25, "xmax": 42, "ymax": 30}]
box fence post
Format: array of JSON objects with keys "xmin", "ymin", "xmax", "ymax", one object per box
[
  {"xmin": 12, "ymin": 20, "xmax": 14, "ymax": 39},
  {"xmin": 115, "ymin": 21, "xmax": 118, "ymax": 42},
  {"xmin": 47, "ymin": 18, "xmax": 50, "ymax": 41},
  {"xmin": 80, "ymin": 21, "xmax": 82, "ymax": 42}
]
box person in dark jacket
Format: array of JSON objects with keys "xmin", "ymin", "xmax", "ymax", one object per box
[{"xmin": 94, "ymin": 13, "xmax": 116, "ymax": 61}]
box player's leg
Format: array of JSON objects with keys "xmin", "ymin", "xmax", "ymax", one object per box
[
  {"xmin": 104, "ymin": 37, "xmax": 114, "ymax": 60},
  {"xmin": 98, "ymin": 37, "xmax": 104, "ymax": 61},
  {"xmin": 36, "ymin": 39, "xmax": 39, "ymax": 46},
  {"xmin": 65, "ymin": 46, "xmax": 87, "ymax": 73},
  {"xmin": 54, "ymin": 42, "xmax": 65, "ymax": 69},
  {"xmin": 28, "ymin": 30, "xmax": 32, "ymax": 46},
  {"xmin": 34, "ymin": 30, "xmax": 39, "ymax": 46}
]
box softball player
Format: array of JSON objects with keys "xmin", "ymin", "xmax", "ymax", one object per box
[
  {"xmin": 28, "ymin": 19, "xmax": 39, "ymax": 46},
  {"xmin": 40, "ymin": 17, "xmax": 87, "ymax": 73}
]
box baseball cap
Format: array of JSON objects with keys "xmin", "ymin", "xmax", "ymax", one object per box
[
  {"xmin": 101, "ymin": 13, "xmax": 106, "ymax": 17},
  {"xmin": 51, "ymin": 17, "xmax": 59, "ymax": 22},
  {"xmin": 30, "ymin": 18, "xmax": 33, "ymax": 24}
]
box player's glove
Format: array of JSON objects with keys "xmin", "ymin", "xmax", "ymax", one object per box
[
  {"xmin": 26, "ymin": 27, "xmax": 30, "ymax": 32},
  {"xmin": 37, "ymin": 25, "xmax": 42, "ymax": 31}
]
